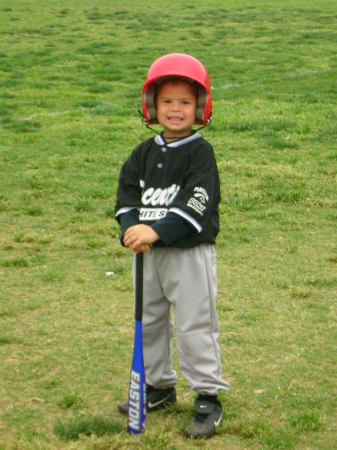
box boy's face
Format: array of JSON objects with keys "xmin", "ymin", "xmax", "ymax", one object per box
[{"xmin": 156, "ymin": 80, "xmax": 197, "ymax": 141}]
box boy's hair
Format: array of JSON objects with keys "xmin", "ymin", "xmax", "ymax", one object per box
[{"xmin": 154, "ymin": 77, "xmax": 199, "ymax": 108}]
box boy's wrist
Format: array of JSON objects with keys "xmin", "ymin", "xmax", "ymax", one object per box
[{"xmin": 148, "ymin": 226, "xmax": 160, "ymax": 243}]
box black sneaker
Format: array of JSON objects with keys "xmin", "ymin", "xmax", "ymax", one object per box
[
  {"xmin": 117, "ymin": 385, "xmax": 176, "ymax": 415},
  {"xmin": 184, "ymin": 395, "xmax": 223, "ymax": 438}
]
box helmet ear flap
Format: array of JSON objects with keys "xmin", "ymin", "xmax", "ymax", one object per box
[
  {"xmin": 195, "ymin": 84, "xmax": 207, "ymax": 124},
  {"xmin": 143, "ymin": 84, "xmax": 157, "ymax": 123}
]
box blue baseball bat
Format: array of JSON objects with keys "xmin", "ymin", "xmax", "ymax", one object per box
[{"xmin": 127, "ymin": 252, "xmax": 146, "ymax": 434}]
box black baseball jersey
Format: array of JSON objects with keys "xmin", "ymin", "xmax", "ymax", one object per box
[{"xmin": 115, "ymin": 132, "xmax": 220, "ymax": 248}]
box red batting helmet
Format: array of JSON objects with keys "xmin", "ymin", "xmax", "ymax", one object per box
[{"xmin": 142, "ymin": 53, "xmax": 212, "ymax": 126}]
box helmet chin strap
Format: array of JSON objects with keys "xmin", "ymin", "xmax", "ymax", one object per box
[
  {"xmin": 138, "ymin": 110, "xmax": 211, "ymax": 142},
  {"xmin": 138, "ymin": 110, "xmax": 161, "ymax": 136}
]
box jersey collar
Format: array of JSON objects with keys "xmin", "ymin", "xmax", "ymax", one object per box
[{"xmin": 155, "ymin": 132, "xmax": 201, "ymax": 148}]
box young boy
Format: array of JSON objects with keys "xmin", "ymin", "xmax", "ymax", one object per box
[{"xmin": 115, "ymin": 53, "xmax": 229, "ymax": 438}]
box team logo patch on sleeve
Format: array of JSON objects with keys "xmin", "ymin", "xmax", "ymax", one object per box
[{"xmin": 187, "ymin": 187, "xmax": 209, "ymax": 216}]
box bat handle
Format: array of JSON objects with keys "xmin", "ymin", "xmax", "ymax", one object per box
[{"xmin": 135, "ymin": 252, "xmax": 144, "ymax": 321}]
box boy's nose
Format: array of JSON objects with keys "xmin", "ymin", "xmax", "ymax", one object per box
[{"xmin": 171, "ymin": 101, "xmax": 180, "ymax": 110}]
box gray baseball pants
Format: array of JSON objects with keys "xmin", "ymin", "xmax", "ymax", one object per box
[{"xmin": 134, "ymin": 244, "xmax": 229, "ymax": 395}]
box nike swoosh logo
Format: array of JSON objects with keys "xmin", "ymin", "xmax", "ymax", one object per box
[
  {"xmin": 214, "ymin": 412, "xmax": 223, "ymax": 428},
  {"xmin": 199, "ymin": 404, "xmax": 208, "ymax": 409},
  {"xmin": 148, "ymin": 394, "xmax": 171, "ymax": 409}
]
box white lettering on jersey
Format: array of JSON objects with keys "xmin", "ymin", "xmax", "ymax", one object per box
[
  {"xmin": 139, "ymin": 208, "xmax": 167, "ymax": 221},
  {"xmin": 142, "ymin": 187, "xmax": 155, "ymax": 204},
  {"xmin": 141, "ymin": 184, "xmax": 180, "ymax": 207}
]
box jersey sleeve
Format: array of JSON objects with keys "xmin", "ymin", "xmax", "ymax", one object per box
[
  {"xmin": 151, "ymin": 211, "xmax": 193, "ymax": 245},
  {"xmin": 169, "ymin": 143, "xmax": 220, "ymax": 233},
  {"xmin": 115, "ymin": 147, "xmax": 141, "ymax": 222},
  {"xmin": 118, "ymin": 208, "xmax": 140, "ymax": 246}
]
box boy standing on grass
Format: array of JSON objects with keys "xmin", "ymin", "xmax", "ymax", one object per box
[{"xmin": 115, "ymin": 53, "xmax": 229, "ymax": 438}]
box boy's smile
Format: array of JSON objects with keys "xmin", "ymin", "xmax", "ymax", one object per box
[{"xmin": 156, "ymin": 80, "xmax": 197, "ymax": 141}]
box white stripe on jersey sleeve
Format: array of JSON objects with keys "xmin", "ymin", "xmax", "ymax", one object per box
[
  {"xmin": 169, "ymin": 207, "xmax": 202, "ymax": 233},
  {"xmin": 115, "ymin": 206, "xmax": 137, "ymax": 218}
]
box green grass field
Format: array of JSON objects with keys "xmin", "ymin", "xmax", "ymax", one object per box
[{"xmin": 1, "ymin": 0, "xmax": 336, "ymax": 448}]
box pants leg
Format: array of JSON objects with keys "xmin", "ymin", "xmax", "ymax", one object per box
[
  {"xmin": 137, "ymin": 250, "xmax": 178, "ymax": 388},
  {"xmin": 157, "ymin": 245, "xmax": 229, "ymax": 395}
]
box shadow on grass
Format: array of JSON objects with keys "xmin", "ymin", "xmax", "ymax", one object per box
[{"xmin": 54, "ymin": 414, "xmax": 123, "ymax": 440}]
